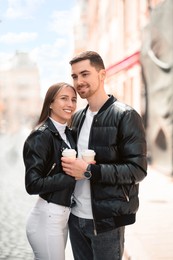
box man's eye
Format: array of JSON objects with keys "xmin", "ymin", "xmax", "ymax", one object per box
[{"xmin": 82, "ymin": 73, "xmax": 88, "ymax": 77}]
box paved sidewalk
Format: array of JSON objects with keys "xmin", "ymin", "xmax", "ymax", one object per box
[{"xmin": 124, "ymin": 166, "xmax": 173, "ymax": 260}]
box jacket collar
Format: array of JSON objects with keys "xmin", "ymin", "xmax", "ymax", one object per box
[
  {"xmin": 83, "ymin": 95, "xmax": 117, "ymax": 115},
  {"xmin": 44, "ymin": 118, "xmax": 76, "ymax": 150},
  {"xmin": 45, "ymin": 117, "xmax": 59, "ymax": 133}
]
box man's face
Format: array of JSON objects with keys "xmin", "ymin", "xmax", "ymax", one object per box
[{"xmin": 71, "ymin": 59, "xmax": 105, "ymax": 99}]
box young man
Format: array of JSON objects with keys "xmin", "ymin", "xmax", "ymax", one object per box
[{"xmin": 61, "ymin": 51, "xmax": 147, "ymax": 260}]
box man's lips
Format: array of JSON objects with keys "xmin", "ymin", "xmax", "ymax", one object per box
[{"xmin": 77, "ymin": 85, "xmax": 88, "ymax": 91}]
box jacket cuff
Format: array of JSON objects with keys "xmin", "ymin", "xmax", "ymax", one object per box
[{"xmin": 90, "ymin": 164, "xmax": 101, "ymax": 182}]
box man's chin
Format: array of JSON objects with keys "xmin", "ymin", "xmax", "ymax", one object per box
[{"xmin": 78, "ymin": 92, "xmax": 87, "ymax": 99}]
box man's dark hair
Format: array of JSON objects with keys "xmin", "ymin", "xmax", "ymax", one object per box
[{"xmin": 69, "ymin": 51, "xmax": 105, "ymax": 71}]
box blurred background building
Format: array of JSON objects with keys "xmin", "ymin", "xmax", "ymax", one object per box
[
  {"xmin": 0, "ymin": 0, "xmax": 172, "ymax": 176},
  {"xmin": 0, "ymin": 51, "xmax": 41, "ymax": 134},
  {"xmin": 140, "ymin": 0, "xmax": 173, "ymax": 176}
]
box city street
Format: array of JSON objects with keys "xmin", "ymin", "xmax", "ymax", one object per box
[{"xmin": 0, "ymin": 1, "xmax": 172, "ymax": 260}]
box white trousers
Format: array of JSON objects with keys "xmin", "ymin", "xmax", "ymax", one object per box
[{"xmin": 26, "ymin": 196, "xmax": 70, "ymax": 260}]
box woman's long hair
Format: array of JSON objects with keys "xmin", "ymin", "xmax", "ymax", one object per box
[{"xmin": 36, "ymin": 82, "xmax": 76, "ymax": 127}]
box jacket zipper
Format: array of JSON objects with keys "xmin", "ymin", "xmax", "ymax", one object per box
[
  {"xmin": 121, "ymin": 185, "xmax": 130, "ymax": 202},
  {"xmin": 87, "ymin": 115, "xmax": 97, "ymax": 235},
  {"xmin": 47, "ymin": 163, "xmax": 56, "ymax": 176},
  {"xmin": 89, "ymin": 114, "xmax": 98, "ymax": 235},
  {"xmin": 89, "ymin": 181, "xmax": 98, "ymax": 236},
  {"xmin": 93, "ymin": 219, "xmax": 97, "ymax": 236},
  {"xmin": 77, "ymin": 110, "xmax": 98, "ymax": 235}
]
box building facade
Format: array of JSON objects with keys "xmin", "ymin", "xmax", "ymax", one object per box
[
  {"xmin": 73, "ymin": 0, "xmax": 164, "ymax": 115},
  {"xmin": 0, "ymin": 51, "xmax": 41, "ymax": 134},
  {"xmin": 73, "ymin": 0, "xmax": 172, "ymax": 174}
]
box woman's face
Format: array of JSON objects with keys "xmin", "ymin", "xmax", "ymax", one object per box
[{"xmin": 50, "ymin": 86, "xmax": 77, "ymax": 124}]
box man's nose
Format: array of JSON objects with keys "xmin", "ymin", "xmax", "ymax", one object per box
[{"xmin": 76, "ymin": 76, "xmax": 84, "ymax": 85}]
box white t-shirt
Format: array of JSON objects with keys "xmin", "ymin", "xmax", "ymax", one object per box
[{"xmin": 71, "ymin": 109, "xmax": 97, "ymax": 219}]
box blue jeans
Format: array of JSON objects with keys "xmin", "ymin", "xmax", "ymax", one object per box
[{"xmin": 69, "ymin": 214, "xmax": 125, "ymax": 260}]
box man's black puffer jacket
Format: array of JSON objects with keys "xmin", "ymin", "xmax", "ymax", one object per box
[
  {"xmin": 23, "ymin": 118, "xmax": 76, "ymax": 207},
  {"xmin": 71, "ymin": 95, "xmax": 147, "ymax": 234}
]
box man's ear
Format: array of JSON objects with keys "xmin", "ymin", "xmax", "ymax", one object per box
[{"xmin": 100, "ymin": 69, "xmax": 106, "ymax": 80}]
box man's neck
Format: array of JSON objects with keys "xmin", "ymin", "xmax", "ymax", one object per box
[{"xmin": 88, "ymin": 92, "xmax": 109, "ymax": 112}]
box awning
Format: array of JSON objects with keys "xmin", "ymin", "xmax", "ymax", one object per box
[{"xmin": 106, "ymin": 51, "xmax": 140, "ymax": 77}]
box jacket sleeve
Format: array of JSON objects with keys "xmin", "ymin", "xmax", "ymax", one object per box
[
  {"xmin": 23, "ymin": 130, "xmax": 75, "ymax": 195},
  {"xmin": 91, "ymin": 110, "xmax": 147, "ymax": 185}
]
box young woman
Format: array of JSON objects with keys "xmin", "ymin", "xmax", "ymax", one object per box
[{"xmin": 23, "ymin": 82, "xmax": 77, "ymax": 260}]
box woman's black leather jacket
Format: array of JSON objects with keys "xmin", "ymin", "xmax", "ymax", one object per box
[
  {"xmin": 71, "ymin": 95, "xmax": 147, "ymax": 233},
  {"xmin": 23, "ymin": 118, "xmax": 76, "ymax": 207}
]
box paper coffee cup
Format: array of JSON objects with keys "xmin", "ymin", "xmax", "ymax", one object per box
[
  {"xmin": 62, "ymin": 149, "xmax": 76, "ymax": 158},
  {"xmin": 82, "ymin": 149, "xmax": 95, "ymax": 162}
]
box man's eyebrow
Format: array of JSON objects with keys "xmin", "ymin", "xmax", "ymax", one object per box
[{"xmin": 71, "ymin": 70, "xmax": 90, "ymax": 77}]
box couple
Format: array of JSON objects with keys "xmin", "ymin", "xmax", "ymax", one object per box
[{"xmin": 23, "ymin": 51, "xmax": 147, "ymax": 260}]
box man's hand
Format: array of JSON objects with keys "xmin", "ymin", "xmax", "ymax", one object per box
[{"xmin": 61, "ymin": 157, "xmax": 88, "ymax": 180}]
